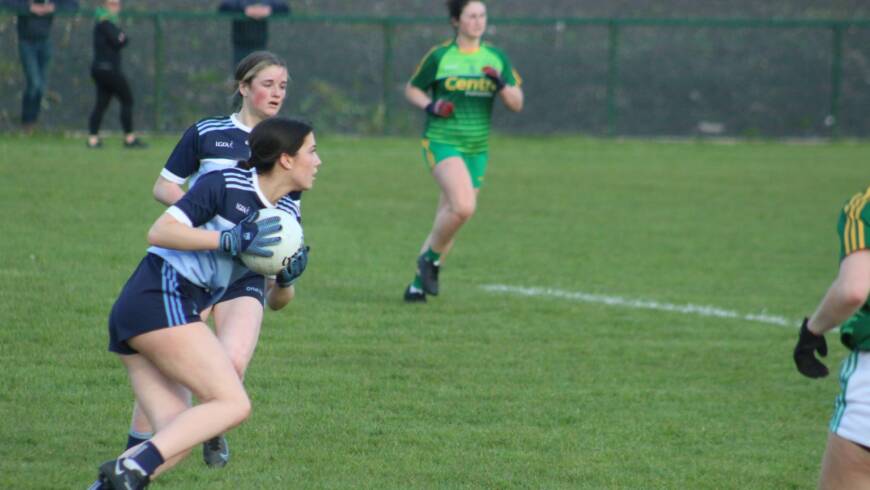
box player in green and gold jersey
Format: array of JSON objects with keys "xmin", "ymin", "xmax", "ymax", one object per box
[
  {"xmin": 794, "ymin": 185, "xmax": 870, "ymax": 488},
  {"xmin": 403, "ymin": 0, "xmax": 523, "ymax": 302}
]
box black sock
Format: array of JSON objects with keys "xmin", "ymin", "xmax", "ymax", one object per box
[
  {"xmin": 126, "ymin": 431, "xmax": 152, "ymax": 450},
  {"xmin": 126, "ymin": 441, "xmax": 165, "ymax": 476}
]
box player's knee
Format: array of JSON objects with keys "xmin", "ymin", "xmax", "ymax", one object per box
[
  {"xmin": 225, "ymin": 350, "xmax": 250, "ymax": 380},
  {"xmin": 208, "ymin": 386, "xmax": 252, "ymax": 430},
  {"xmin": 148, "ymin": 400, "xmax": 188, "ymax": 432},
  {"xmin": 451, "ymin": 199, "xmax": 476, "ymax": 222},
  {"xmin": 228, "ymin": 391, "xmax": 252, "ymax": 427}
]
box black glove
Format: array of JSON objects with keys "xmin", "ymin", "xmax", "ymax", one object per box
[
  {"xmin": 793, "ymin": 317, "xmax": 829, "ymax": 378},
  {"xmin": 276, "ymin": 246, "xmax": 309, "ymax": 288}
]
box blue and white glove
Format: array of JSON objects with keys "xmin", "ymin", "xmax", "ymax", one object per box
[
  {"xmin": 276, "ymin": 246, "xmax": 309, "ymax": 288},
  {"xmin": 219, "ymin": 212, "xmax": 282, "ymax": 257}
]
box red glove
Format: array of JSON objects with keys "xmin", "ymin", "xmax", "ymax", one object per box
[
  {"xmin": 425, "ymin": 99, "xmax": 454, "ymax": 118},
  {"xmin": 482, "ymin": 66, "xmax": 506, "ymax": 92}
]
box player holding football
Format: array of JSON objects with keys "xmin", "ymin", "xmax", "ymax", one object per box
[
  {"xmin": 794, "ymin": 186, "xmax": 870, "ymax": 489},
  {"xmin": 95, "ymin": 52, "xmax": 293, "ymax": 484},
  {"xmin": 147, "ymin": 51, "xmax": 293, "ymax": 468},
  {"xmin": 402, "ymin": 0, "xmax": 523, "ymax": 302},
  {"xmin": 91, "ymin": 117, "xmax": 320, "ymax": 489}
]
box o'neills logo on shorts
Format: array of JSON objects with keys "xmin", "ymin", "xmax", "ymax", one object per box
[
  {"xmin": 236, "ymin": 202, "xmax": 250, "ymax": 214},
  {"xmin": 245, "ymin": 286, "xmax": 263, "ymax": 296}
]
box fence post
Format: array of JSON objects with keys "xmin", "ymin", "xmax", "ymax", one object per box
[
  {"xmin": 152, "ymin": 13, "xmax": 164, "ymax": 131},
  {"xmin": 829, "ymin": 23, "xmax": 843, "ymax": 137},
  {"xmin": 382, "ymin": 19, "xmax": 394, "ymax": 135},
  {"xmin": 606, "ymin": 20, "xmax": 621, "ymax": 136}
]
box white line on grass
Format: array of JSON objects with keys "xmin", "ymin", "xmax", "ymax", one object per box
[{"xmin": 480, "ymin": 284, "xmax": 796, "ymax": 328}]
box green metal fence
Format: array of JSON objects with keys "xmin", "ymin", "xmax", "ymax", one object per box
[{"xmin": 2, "ymin": 10, "xmax": 869, "ymax": 137}]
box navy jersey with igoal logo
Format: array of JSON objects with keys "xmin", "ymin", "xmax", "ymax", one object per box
[
  {"xmin": 160, "ymin": 114, "xmax": 253, "ymax": 190},
  {"xmin": 148, "ymin": 167, "xmax": 302, "ymax": 305}
]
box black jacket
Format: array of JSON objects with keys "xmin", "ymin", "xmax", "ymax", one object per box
[
  {"xmin": 8, "ymin": 0, "xmax": 79, "ymax": 41},
  {"xmin": 92, "ymin": 18, "xmax": 127, "ymax": 72},
  {"xmin": 218, "ymin": 0, "xmax": 290, "ymax": 48}
]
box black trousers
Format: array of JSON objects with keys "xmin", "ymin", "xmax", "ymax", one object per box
[{"xmin": 89, "ymin": 68, "xmax": 134, "ymax": 135}]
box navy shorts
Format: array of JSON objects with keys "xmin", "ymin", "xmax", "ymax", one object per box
[
  {"xmin": 108, "ymin": 253, "xmax": 216, "ymax": 354},
  {"xmin": 220, "ymin": 270, "xmax": 266, "ymax": 305}
]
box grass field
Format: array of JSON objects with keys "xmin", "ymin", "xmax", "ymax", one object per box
[{"xmin": 0, "ymin": 132, "xmax": 867, "ymax": 488}]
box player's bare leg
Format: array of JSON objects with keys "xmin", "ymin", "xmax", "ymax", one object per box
[
  {"xmin": 819, "ymin": 432, "xmax": 870, "ymax": 489},
  {"xmin": 125, "ymin": 305, "xmax": 216, "ymax": 449},
  {"xmin": 200, "ymin": 297, "xmax": 264, "ymax": 467},
  {"xmin": 97, "ymin": 322, "xmax": 249, "ymax": 487},
  {"xmin": 428, "ymin": 156, "xmax": 476, "ymax": 254},
  {"xmin": 121, "ymin": 353, "xmax": 194, "ymax": 477},
  {"xmin": 130, "ymin": 322, "xmax": 250, "ymax": 476},
  {"xmin": 212, "ymin": 297, "xmax": 263, "ymax": 379},
  {"xmin": 407, "ymin": 157, "xmax": 477, "ymax": 300}
]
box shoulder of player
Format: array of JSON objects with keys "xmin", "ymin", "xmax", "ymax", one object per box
[
  {"xmin": 198, "ymin": 166, "xmax": 255, "ymax": 188},
  {"xmin": 422, "ymin": 39, "xmax": 455, "ymax": 61},
  {"xmin": 276, "ymin": 192, "xmax": 302, "ymax": 220},
  {"xmin": 481, "ymin": 41, "xmax": 509, "ymax": 58},
  {"xmin": 276, "ymin": 191, "xmax": 302, "ymax": 207},
  {"xmin": 194, "ymin": 115, "xmax": 238, "ymax": 136}
]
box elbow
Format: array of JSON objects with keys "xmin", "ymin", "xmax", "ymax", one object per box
[
  {"xmin": 404, "ymin": 84, "xmax": 422, "ymax": 105},
  {"xmin": 843, "ymin": 284, "xmax": 870, "ymax": 311},
  {"xmin": 146, "ymin": 221, "xmax": 166, "ymax": 247},
  {"xmin": 151, "ymin": 185, "xmax": 163, "ymax": 204},
  {"xmin": 266, "ymin": 280, "xmax": 296, "ymax": 311},
  {"xmin": 146, "ymin": 225, "xmax": 161, "ymax": 247},
  {"xmin": 267, "ymin": 284, "xmax": 295, "ymax": 311},
  {"xmin": 836, "ymin": 273, "xmax": 870, "ymax": 310},
  {"xmin": 153, "ymin": 179, "xmax": 179, "ymax": 206},
  {"xmin": 502, "ymin": 90, "xmax": 523, "ymax": 112},
  {"xmin": 510, "ymin": 93, "xmax": 525, "ymax": 112}
]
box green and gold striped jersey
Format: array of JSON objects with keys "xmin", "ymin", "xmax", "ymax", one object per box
[
  {"xmin": 410, "ymin": 39, "xmax": 521, "ymax": 154},
  {"xmin": 838, "ymin": 186, "xmax": 870, "ymax": 350}
]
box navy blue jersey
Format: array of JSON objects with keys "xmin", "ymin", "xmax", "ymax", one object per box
[
  {"xmin": 147, "ymin": 167, "xmax": 301, "ymax": 305},
  {"xmin": 160, "ymin": 114, "xmax": 253, "ymax": 189}
]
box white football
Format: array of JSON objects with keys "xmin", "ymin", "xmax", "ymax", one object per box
[{"xmin": 240, "ymin": 208, "xmax": 303, "ymax": 276}]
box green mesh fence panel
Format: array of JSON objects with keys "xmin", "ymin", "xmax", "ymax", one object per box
[
  {"xmin": 1, "ymin": 12, "xmax": 869, "ymax": 137},
  {"xmin": 841, "ymin": 27, "xmax": 870, "ymax": 137},
  {"xmin": 616, "ymin": 26, "xmax": 833, "ymax": 137}
]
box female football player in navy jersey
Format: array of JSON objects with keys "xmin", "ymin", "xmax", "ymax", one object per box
[
  {"xmin": 110, "ymin": 51, "xmax": 291, "ymax": 471},
  {"xmin": 92, "ymin": 117, "xmax": 321, "ymax": 489},
  {"xmin": 152, "ymin": 50, "xmax": 288, "ymax": 202}
]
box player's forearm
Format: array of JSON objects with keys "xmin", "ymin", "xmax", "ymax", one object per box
[
  {"xmin": 808, "ymin": 251, "xmax": 870, "ymax": 334},
  {"xmin": 500, "ymin": 85, "xmax": 523, "ymax": 112},
  {"xmin": 147, "ymin": 213, "xmax": 220, "ymax": 251},
  {"xmin": 404, "ymin": 84, "xmax": 431, "ymax": 111},
  {"xmin": 809, "ymin": 283, "xmax": 866, "ymax": 334},
  {"xmin": 266, "ymin": 280, "xmax": 294, "ymax": 310},
  {"xmin": 153, "ymin": 177, "xmax": 185, "ymax": 206}
]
